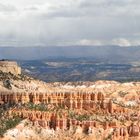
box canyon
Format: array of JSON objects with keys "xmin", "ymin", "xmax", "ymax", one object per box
[{"xmin": 0, "ymin": 61, "xmax": 140, "ymax": 140}]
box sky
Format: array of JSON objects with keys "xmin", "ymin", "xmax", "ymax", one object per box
[{"xmin": 0, "ymin": 0, "xmax": 140, "ymax": 47}]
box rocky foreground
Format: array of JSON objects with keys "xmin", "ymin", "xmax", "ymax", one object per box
[{"xmin": 0, "ymin": 63, "xmax": 140, "ymax": 139}]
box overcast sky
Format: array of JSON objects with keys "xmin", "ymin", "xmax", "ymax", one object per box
[{"xmin": 0, "ymin": 0, "xmax": 140, "ymax": 47}]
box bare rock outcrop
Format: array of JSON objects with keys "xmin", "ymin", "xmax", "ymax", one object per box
[
  {"xmin": 0, "ymin": 60, "xmax": 21, "ymax": 75},
  {"xmin": 1, "ymin": 62, "xmax": 140, "ymax": 139}
]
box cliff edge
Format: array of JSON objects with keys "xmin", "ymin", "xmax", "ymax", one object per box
[{"xmin": 0, "ymin": 60, "xmax": 21, "ymax": 75}]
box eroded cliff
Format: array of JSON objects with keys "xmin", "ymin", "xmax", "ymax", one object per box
[{"xmin": 0, "ymin": 62, "xmax": 140, "ymax": 140}]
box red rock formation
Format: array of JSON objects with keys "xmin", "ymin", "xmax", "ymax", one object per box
[{"xmin": 1, "ymin": 73, "xmax": 140, "ymax": 139}]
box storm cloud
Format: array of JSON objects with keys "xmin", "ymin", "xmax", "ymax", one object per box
[{"xmin": 0, "ymin": 0, "xmax": 140, "ymax": 47}]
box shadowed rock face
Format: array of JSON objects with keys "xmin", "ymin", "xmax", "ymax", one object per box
[
  {"xmin": 0, "ymin": 60, "xmax": 21, "ymax": 75},
  {"xmin": 1, "ymin": 63, "xmax": 140, "ymax": 139}
]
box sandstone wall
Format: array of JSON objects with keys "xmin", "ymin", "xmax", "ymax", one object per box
[
  {"xmin": 1, "ymin": 76, "xmax": 140, "ymax": 139},
  {"xmin": 0, "ymin": 61, "xmax": 21, "ymax": 75}
]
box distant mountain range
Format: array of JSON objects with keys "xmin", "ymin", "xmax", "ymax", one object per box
[
  {"xmin": 19, "ymin": 58, "xmax": 140, "ymax": 82},
  {"xmin": 1, "ymin": 45, "xmax": 140, "ymax": 82},
  {"xmin": 0, "ymin": 46, "xmax": 140, "ymax": 63}
]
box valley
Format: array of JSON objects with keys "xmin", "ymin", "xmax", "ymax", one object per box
[{"xmin": 19, "ymin": 58, "xmax": 140, "ymax": 82}]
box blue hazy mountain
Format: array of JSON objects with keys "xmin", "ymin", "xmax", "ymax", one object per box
[{"xmin": 0, "ymin": 46, "xmax": 140, "ymax": 63}]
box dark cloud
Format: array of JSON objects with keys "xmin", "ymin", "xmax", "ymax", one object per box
[{"xmin": 0, "ymin": 0, "xmax": 139, "ymax": 46}]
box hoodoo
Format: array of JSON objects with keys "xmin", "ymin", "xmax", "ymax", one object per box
[{"xmin": 1, "ymin": 61, "xmax": 140, "ymax": 139}]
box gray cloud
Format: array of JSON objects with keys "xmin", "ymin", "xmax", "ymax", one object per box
[
  {"xmin": 0, "ymin": 3, "xmax": 17, "ymax": 12},
  {"xmin": 0, "ymin": 0, "xmax": 139, "ymax": 47}
]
